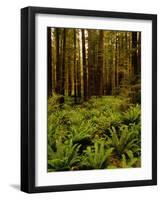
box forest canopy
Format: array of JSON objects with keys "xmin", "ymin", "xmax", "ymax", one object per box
[{"xmin": 47, "ymin": 27, "xmax": 141, "ymax": 172}]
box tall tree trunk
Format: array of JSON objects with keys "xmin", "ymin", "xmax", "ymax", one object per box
[
  {"xmin": 51, "ymin": 29, "xmax": 56, "ymax": 93},
  {"xmin": 47, "ymin": 28, "xmax": 52, "ymax": 97},
  {"xmin": 124, "ymin": 32, "xmax": 128, "ymax": 81},
  {"xmin": 73, "ymin": 29, "xmax": 77, "ymax": 103},
  {"xmin": 97, "ymin": 30, "xmax": 104, "ymax": 96},
  {"xmin": 106, "ymin": 33, "xmax": 112, "ymax": 95},
  {"xmin": 106, "ymin": 35, "xmax": 112, "ymax": 95},
  {"xmin": 132, "ymin": 32, "xmax": 137, "ymax": 75},
  {"xmin": 68, "ymin": 60, "xmax": 72, "ymax": 96},
  {"xmin": 67, "ymin": 30, "xmax": 72, "ymax": 96},
  {"xmin": 77, "ymin": 30, "xmax": 81, "ymax": 98},
  {"xmin": 55, "ymin": 29, "xmax": 61, "ymax": 94},
  {"xmin": 137, "ymin": 32, "xmax": 141, "ymax": 74},
  {"xmin": 88, "ymin": 30, "xmax": 93, "ymax": 98},
  {"xmin": 115, "ymin": 33, "xmax": 119, "ymax": 90},
  {"xmin": 82, "ymin": 29, "xmax": 88, "ymax": 100},
  {"xmin": 60, "ymin": 28, "xmax": 66, "ymax": 95}
]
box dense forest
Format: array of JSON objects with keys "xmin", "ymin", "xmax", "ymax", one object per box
[{"xmin": 47, "ymin": 28, "xmax": 141, "ymax": 172}]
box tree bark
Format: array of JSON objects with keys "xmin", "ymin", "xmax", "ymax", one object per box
[
  {"xmin": 77, "ymin": 30, "xmax": 81, "ymax": 97},
  {"xmin": 132, "ymin": 32, "xmax": 137, "ymax": 75},
  {"xmin": 82, "ymin": 29, "xmax": 88, "ymax": 100},
  {"xmin": 73, "ymin": 29, "xmax": 77, "ymax": 102},
  {"xmin": 60, "ymin": 28, "xmax": 66, "ymax": 95},
  {"xmin": 137, "ymin": 32, "xmax": 141, "ymax": 74},
  {"xmin": 47, "ymin": 28, "xmax": 52, "ymax": 97},
  {"xmin": 55, "ymin": 29, "xmax": 61, "ymax": 94},
  {"xmin": 97, "ymin": 30, "xmax": 104, "ymax": 96}
]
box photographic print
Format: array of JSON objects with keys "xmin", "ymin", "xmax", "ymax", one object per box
[
  {"xmin": 21, "ymin": 7, "xmax": 157, "ymax": 193},
  {"xmin": 47, "ymin": 28, "xmax": 141, "ymax": 172}
]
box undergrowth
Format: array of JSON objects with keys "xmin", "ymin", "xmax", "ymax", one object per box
[{"xmin": 48, "ymin": 95, "xmax": 141, "ymax": 172}]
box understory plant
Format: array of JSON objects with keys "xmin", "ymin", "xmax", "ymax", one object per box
[
  {"xmin": 47, "ymin": 95, "xmax": 141, "ymax": 171},
  {"xmin": 48, "ymin": 140, "xmax": 81, "ymax": 171},
  {"xmin": 108, "ymin": 125, "xmax": 141, "ymax": 158},
  {"xmin": 81, "ymin": 141, "xmax": 114, "ymax": 169}
]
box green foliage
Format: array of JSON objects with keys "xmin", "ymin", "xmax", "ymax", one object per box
[
  {"xmin": 123, "ymin": 104, "xmax": 141, "ymax": 124},
  {"xmin": 121, "ymin": 152, "xmax": 141, "ymax": 168},
  {"xmin": 48, "ymin": 28, "xmax": 141, "ymax": 171},
  {"xmin": 48, "ymin": 140, "xmax": 81, "ymax": 171},
  {"xmin": 68, "ymin": 121, "xmax": 94, "ymax": 145},
  {"xmin": 81, "ymin": 141, "xmax": 114, "ymax": 169},
  {"xmin": 48, "ymin": 95, "xmax": 141, "ymax": 171},
  {"xmin": 107, "ymin": 111, "xmax": 122, "ymax": 127},
  {"xmin": 108, "ymin": 125, "xmax": 141, "ymax": 157}
]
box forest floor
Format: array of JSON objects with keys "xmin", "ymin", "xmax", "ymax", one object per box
[{"xmin": 47, "ymin": 95, "xmax": 141, "ymax": 172}]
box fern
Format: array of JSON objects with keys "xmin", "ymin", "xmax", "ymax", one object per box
[
  {"xmin": 108, "ymin": 125, "xmax": 140, "ymax": 157},
  {"xmin": 48, "ymin": 140, "xmax": 81, "ymax": 171},
  {"xmin": 68, "ymin": 121, "xmax": 95, "ymax": 144},
  {"xmin": 81, "ymin": 141, "xmax": 113, "ymax": 169},
  {"xmin": 47, "ymin": 95, "xmax": 141, "ymax": 171},
  {"xmin": 121, "ymin": 152, "xmax": 141, "ymax": 168},
  {"xmin": 123, "ymin": 104, "xmax": 141, "ymax": 124}
]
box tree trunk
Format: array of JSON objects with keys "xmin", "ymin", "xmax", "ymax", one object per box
[
  {"xmin": 82, "ymin": 29, "xmax": 88, "ymax": 100},
  {"xmin": 115, "ymin": 33, "xmax": 119, "ymax": 90},
  {"xmin": 51, "ymin": 29, "xmax": 56, "ymax": 93},
  {"xmin": 137, "ymin": 32, "xmax": 141, "ymax": 74},
  {"xmin": 132, "ymin": 32, "xmax": 137, "ymax": 75},
  {"xmin": 47, "ymin": 28, "xmax": 52, "ymax": 97},
  {"xmin": 55, "ymin": 29, "xmax": 61, "ymax": 94},
  {"xmin": 97, "ymin": 30, "xmax": 104, "ymax": 96},
  {"xmin": 73, "ymin": 29, "xmax": 77, "ymax": 103},
  {"xmin": 77, "ymin": 30, "xmax": 81, "ymax": 98},
  {"xmin": 60, "ymin": 28, "xmax": 66, "ymax": 95}
]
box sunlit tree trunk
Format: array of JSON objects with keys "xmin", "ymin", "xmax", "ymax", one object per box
[
  {"xmin": 112, "ymin": 33, "xmax": 116, "ymax": 94},
  {"xmin": 60, "ymin": 28, "xmax": 66, "ymax": 95},
  {"xmin": 77, "ymin": 30, "xmax": 82, "ymax": 98},
  {"xmin": 88, "ymin": 30, "xmax": 94, "ymax": 98},
  {"xmin": 73, "ymin": 29, "xmax": 77, "ymax": 102},
  {"xmin": 115, "ymin": 33, "xmax": 119, "ymax": 90},
  {"xmin": 51, "ymin": 29, "xmax": 56, "ymax": 93},
  {"xmin": 82, "ymin": 29, "xmax": 88, "ymax": 100},
  {"xmin": 106, "ymin": 34, "xmax": 112, "ymax": 95}
]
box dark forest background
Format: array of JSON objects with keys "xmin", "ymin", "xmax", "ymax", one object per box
[
  {"xmin": 48, "ymin": 28, "xmax": 141, "ymax": 103},
  {"xmin": 47, "ymin": 28, "xmax": 141, "ymax": 172}
]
